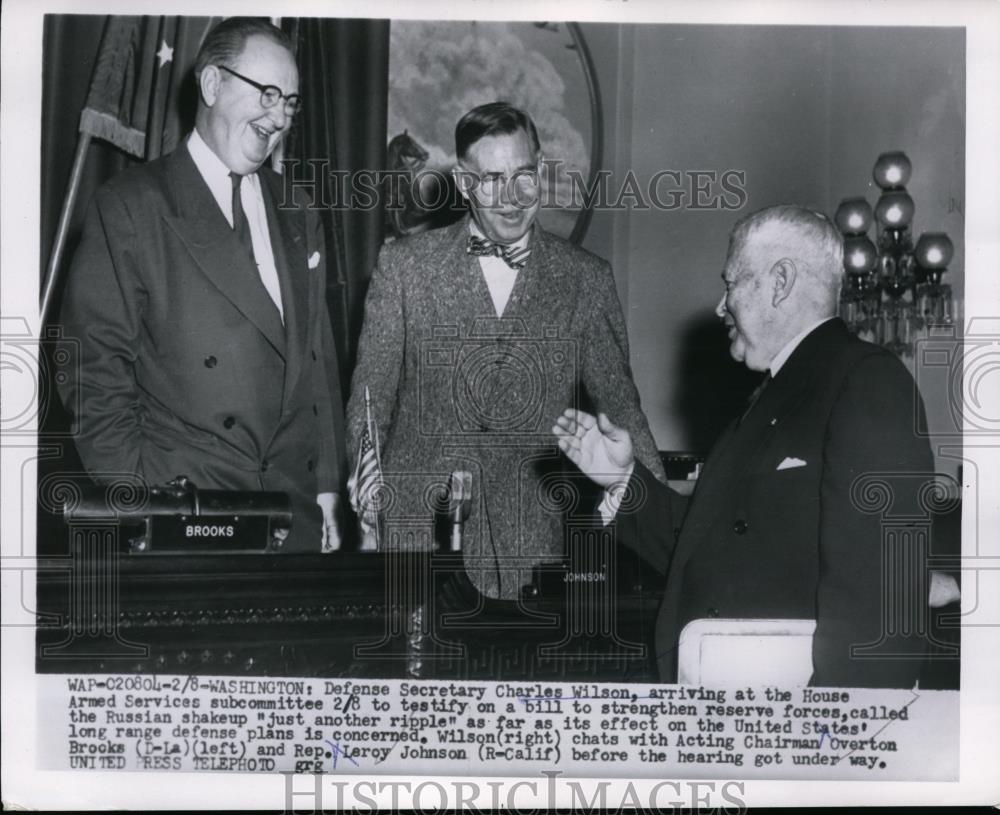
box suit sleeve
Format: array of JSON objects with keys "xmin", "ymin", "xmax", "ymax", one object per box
[
  {"xmin": 344, "ymin": 243, "xmax": 405, "ymax": 473},
  {"xmin": 579, "ymin": 260, "xmax": 667, "ymax": 484},
  {"xmin": 611, "ymin": 459, "xmax": 677, "ymax": 576},
  {"xmin": 311, "ymin": 208, "xmax": 346, "ymax": 493},
  {"xmin": 58, "ymin": 185, "xmax": 145, "ymax": 482},
  {"xmin": 812, "ymin": 352, "xmax": 935, "ymax": 688}
]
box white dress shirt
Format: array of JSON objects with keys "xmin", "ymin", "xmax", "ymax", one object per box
[
  {"xmin": 187, "ymin": 130, "xmax": 284, "ymax": 321},
  {"xmin": 469, "ymin": 221, "xmax": 528, "ymax": 318},
  {"xmin": 597, "ymin": 315, "xmax": 837, "ymax": 525}
]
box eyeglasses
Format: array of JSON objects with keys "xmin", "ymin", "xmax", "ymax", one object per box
[
  {"xmin": 218, "ymin": 65, "xmax": 302, "ymax": 117},
  {"xmin": 457, "ymin": 166, "xmax": 541, "ymax": 199}
]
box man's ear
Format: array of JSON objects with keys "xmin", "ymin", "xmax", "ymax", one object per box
[
  {"xmin": 198, "ymin": 65, "xmax": 221, "ymax": 107},
  {"xmin": 771, "ymin": 258, "xmax": 797, "ymax": 306}
]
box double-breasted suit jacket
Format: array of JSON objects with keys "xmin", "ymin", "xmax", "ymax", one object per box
[
  {"xmin": 346, "ymin": 216, "xmax": 665, "ymax": 599},
  {"xmin": 617, "ymin": 319, "xmax": 935, "ymax": 687},
  {"xmin": 59, "ymin": 143, "xmax": 345, "ymax": 549}
]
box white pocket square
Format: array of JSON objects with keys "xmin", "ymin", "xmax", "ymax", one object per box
[
  {"xmin": 776, "ymin": 456, "xmax": 807, "ymax": 471},
  {"xmin": 308, "ymin": 251, "xmax": 321, "ymax": 269}
]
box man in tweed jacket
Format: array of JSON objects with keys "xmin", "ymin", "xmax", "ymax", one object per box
[{"xmin": 346, "ymin": 102, "xmax": 664, "ymax": 599}]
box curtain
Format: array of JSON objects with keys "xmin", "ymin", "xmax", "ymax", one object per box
[{"xmin": 287, "ymin": 17, "xmax": 390, "ymax": 387}]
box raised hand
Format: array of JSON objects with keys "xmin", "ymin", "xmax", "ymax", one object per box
[
  {"xmin": 928, "ymin": 570, "xmax": 960, "ymax": 608},
  {"xmin": 552, "ymin": 409, "xmax": 635, "ymax": 488}
]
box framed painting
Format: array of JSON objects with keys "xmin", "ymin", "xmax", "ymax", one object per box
[{"xmin": 386, "ymin": 20, "xmax": 603, "ymax": 243}]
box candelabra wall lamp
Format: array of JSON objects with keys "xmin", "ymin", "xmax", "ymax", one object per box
[{"xmin": 835, "ymin": 151, "xmax": 956, "ymax": 357}]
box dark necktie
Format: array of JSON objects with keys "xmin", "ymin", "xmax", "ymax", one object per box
[
  {"xmin": 467, "ymin": 234, "xmax": 531, "ymax": 270},
  {"xmin": 739, "ymin": 372, "xmax": 772, "ymax": 424},
  {"xmin": 230, "ymin": 171, "xmax": 256, "ymax": 264}
]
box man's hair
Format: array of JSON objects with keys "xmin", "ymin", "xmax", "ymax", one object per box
[
  {"xmin": 193, "ymin": 17, "xmax": 294, "ymax": 81},
  {"xmin": 455, "ymin": 102, "xmax": 541, "ymax": 160},
  {"xmin": 729, "ymin": 204, "xmax": 844, "ymax": 315}
]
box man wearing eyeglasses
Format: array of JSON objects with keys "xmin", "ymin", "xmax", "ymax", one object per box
[
  {"xmin": 346, "ymin": 102, "xmax": 665, "ymax": 599},
  {"xmin": 59, "ymin": 18, "xmax": 346, "ymax": 552}
]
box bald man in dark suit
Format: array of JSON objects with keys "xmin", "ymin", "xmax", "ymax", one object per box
[{"xmin": 555, "ymin": 205, "xmax": 937, "ymax": 688}]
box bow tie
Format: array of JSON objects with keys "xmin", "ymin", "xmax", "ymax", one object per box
[{"xmin": 467, "ymin": 235, "xmax": 531, "ymax": 270}]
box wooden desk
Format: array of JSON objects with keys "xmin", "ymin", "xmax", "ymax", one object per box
[{"xmin": 36, "ymin": 542, "xmax": 663, "ymax": 683}]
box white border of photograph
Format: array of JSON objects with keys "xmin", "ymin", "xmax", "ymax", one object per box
[{"xmin": 3, "ymin": 0, "xmax": 998, "ymax": 809}]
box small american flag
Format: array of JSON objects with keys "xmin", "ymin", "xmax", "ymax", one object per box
[{"xmin": 349, "ymin": 387, "xmax": 383, "ymax": 527}]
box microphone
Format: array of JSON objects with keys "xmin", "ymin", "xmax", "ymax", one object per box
[{"xmin": 448, "ymin": 470, "xmax": 472, "ymax": 552}]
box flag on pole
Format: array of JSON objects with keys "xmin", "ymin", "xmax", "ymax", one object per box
[
  {"xmin": 349, "ymin": 387, "xmax": 385, "ymax": 531},
  {"xmin": 351, "ymin": 427, "xmax": 382, "ymax": 522},
  {"xmin": 43, "ymin": 15, "xmax": 215, "ymax": 325},
  {"xmin": 78, "ymin": 15, "xmax": 217, "ymax": 160}
]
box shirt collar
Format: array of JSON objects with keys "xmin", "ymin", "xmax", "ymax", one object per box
[
  {"xmin": 769, "ymin": 316, "xmax": 836, "ymax": 376},
  {"xmin": 468, "ymin": 218, "xmax": 531, "ymax": 252},
  {"xmin": 187, "ymin": 128, "xmax": 234, "ymax": 187}
]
